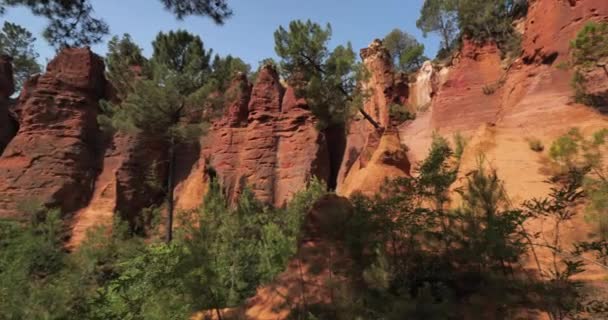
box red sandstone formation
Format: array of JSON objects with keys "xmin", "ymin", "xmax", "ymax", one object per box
[
  {"xmin": 0, "ymin": 55, "xmax": 15, "ymax": 155},
  {"xmin": 0, "ymin": 48, "xmax": 106, "ymax": 218},
  {"xmin": 523, "ymin": 0, "xmax": 608, "ymax": 64},
  {"xmin": 68, "ymin": 133, "xmax": 130, "ymax": 247},
  {"xmin": 336, "ymin": 39, "xmax": 411, "ymax": 196},
  {"xmin": 200, "ymin": 66, "xmax": 330, "ymax": 207}
]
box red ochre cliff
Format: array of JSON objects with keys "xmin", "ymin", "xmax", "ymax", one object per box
[{"xmin": 0, "ymin": 2, "xmax": 606, "ymax": 290}]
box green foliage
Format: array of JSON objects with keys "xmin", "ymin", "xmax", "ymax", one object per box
[
  {"xmin": 159, "ymin": 0, "xmax": 232, "ymax": 23},
  {"xmin": 210, "ymin": 54, "xmax": 251, "ymax": 91},
  {"xmin": 452, "ymin": 132, "xmax": 467, "ymax": 160},
  {"xmin": 100, "ymin": 31, "xmax": 220, "ymax": 137},
  {"xmin": 417, "ymin": 0, "xmax": 526, "ymax": 58},
  {"xmin": 0, "ymin": 179, "xmax": 325, "ymax": 319},
  {"xmin": 389, "ymin": 103, "xmax": 416, "ymax": 123},
  {"xmin": 0, "ymin": 0, "xmax": 109, "ymax": 48},
  {"xmin": 522, "ymin": 169, "xmax": 586, "ymax": 320},
  {"xmin": 457, "ymin": 0, "xmax": 521, "ymax": 46},
  {"xmin": 0, "ymin": 21, "xmax": 41, "ymax": 92},
  {"xmin": 416, "ymin": 0, "xmax": 459, "ymax": 52},
  {"xmin": 418, "ymin": 134, "xmax": 458, "ymax": 211},
  {"xmin": 383, "ymin": 28, "xmax": 427, "ymax": 73},
  {"xmin": 104, "ymin": 34, "xmax": 147, "ymax": 102},
  {"xmin": 570, "ymin": 22, "xmax": 608, "ymax": 71},
  {"xmin": 567, "ymin": 21, "xmax": 608, "ymax": 107},
  {"xmin": 175, "ymin": 178, "xmax": 326, "ymax": 314},
  {"xmin": 0, "ymin": 0, "xmax": 232, "ymax": 48},
  {"xmin": 454, "ymin": 165, "xmax": 528, "ymax": 274},
  {"xmin": 549, "ymin": 128, "xmax": 608, "ymax": 239},
  {"xmin": 150, "ymin": 30, "xmax": 213, "ymax": 94},
  {"xmin": 274, "ymin": 19, "xmax": 376, "ymax": 130},
  {"xmin": 329, "ymin": 139, "xmax": 556, "ymax": 319},
  {"xmin": 549, "ymin": 128, "xmax": 585, "ymax": 169}
]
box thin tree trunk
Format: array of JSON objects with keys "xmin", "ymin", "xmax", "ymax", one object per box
[
  {"xmin": 166, "ymin": 135, "xmax": 176, "ymax": 243},
  {"xmin": 215, "ymin": 308, "xmax": 223, "ymax": 320},
  {"xmin": 358, "ymin": 107, "xmax": 381, "ymax": 129},
  {"xmin": 298, "ymin": 53, "xmax": 383, "ymax": 129}
]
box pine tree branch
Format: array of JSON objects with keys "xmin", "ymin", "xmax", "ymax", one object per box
[{"xmin": 298, "ymin": 52, "xmax": 382, "ymax": 129}]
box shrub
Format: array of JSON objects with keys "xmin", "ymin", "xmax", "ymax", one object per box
[
  {"xmin": 566, "ymin": 22, "xmax": 608, "ymax": 107},
  {"xmin": 528, "ymin": 138, "xmax": 544, "ymax": 152},
  {"xmin": 453, "ymin": 132, "xmax": 467, "ymax": 160},
  {"xmin": 389, "ymin": 103, "xmax": 416, "ymax": 123}
]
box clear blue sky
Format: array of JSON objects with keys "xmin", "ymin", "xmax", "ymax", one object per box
[{"xmin": 2, "ymin": 0, "xmax": 440, "ymax": 68}]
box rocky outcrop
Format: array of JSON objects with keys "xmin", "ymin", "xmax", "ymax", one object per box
[
  {"xmin": 68, "ymin": 133, "xmax": 130, "ymax": 247},
  {"xmin": 336, "ymin": 40, "xmax": 411, "ymax": 196},
  {"xmin": 115, "ymin": 134, "xmax": 167, "ymax": 224},
  {"xmin": 409, "ymin": 60, "xmax": 437, "ymax": 110},
  {"xmin": 0, "ymin": 55, "xmax": 15, "ymax": 155},
  {"xmin": 201, "ymin": 66, "xmax": 330, "ymax": 207},
  {"xmin": 400, "ymin": 0, "xmax": 608, "ymax": 201},
  {"xmin": 522, "ymin": 0, "xmax": 608, "ymax": 65},
  {"xmin": 0, "ymin": 48, "xmax": 106, "ymax": 218},
  {"xmin": 399, "ymin": 39, "xmax": 505, "ymax": 167}
]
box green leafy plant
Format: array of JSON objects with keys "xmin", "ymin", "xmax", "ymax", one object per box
[
  {"xmin": 389, "ymin": 103, "xmax": 416, "ymax": 123},
  {"xmin": 383, "ymin": 28, "xmax": 427, "ymax": 73},
  {"xmin": 453, "ymin": 132, "xmax": 467, "ymax": 160},
  {"xmin": 566, "ymin": 22, "xmax": 608, "ymax": 107},
  {"xmin": 274, "ymin": 19, "xmax": 380, "ymax": 130},
  {"xmin": 0, "ymin": 21, "xmax": 41, "ymax": 92}
]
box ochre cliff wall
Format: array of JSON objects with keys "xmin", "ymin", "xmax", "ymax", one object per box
[
  {"xmin": 0, "ymin": 48, "xmax": 106, "ymax": 218},
  {"xmin": 0, "ymin": 0, "xmax": 606, "ymax": 254},
  {"xmin": 336, "ymin": 40, "xmax": 411, "ymax": 196},
  {"xmin": 200, "ymin": 66, "xmax": 330, "ymax": 208}
]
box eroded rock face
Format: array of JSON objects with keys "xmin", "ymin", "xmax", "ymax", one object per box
[
  {"xmin": 0, "ymin": 48, "xmax": 105, "ymax": 218},
  {"xmin": 114, "ymin": 133, "xmax": 168, "ymax": 224},
  {"xmin": 523, "ymin": 0, "xmax": 608, "ymax": 64},
  {"xmin": 409, "ymin": 60, "xmax": 436, "ymax": 110},
  {"xmin": 201, "ymin": 66, "xmax": 330, "ymax": 207},
  {"xmin": 399, "ymin": 0, "xmax": 608, "ymax": 205},
  {"xmin": 0, "ymin": 55, "xmax": 15, "ymax": 155},
  {"xmin": 336, "ymin": 39, "xmax": 411, "ymax": 196}
]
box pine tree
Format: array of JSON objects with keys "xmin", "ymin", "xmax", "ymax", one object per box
[
  {"xmin": 570, "ymin": 21, "xmax": 608, "ymax": 78},
  {"xmin": 210, "ymin": 54, "xmax": 251, "ymax": 91},
  {"xmin": 383, "ymin": 28, "xmax": 427, "ymax": 73},
  {"xmin": 103, "ymin": 30, "xmax": 219, "ymax": 242},
  {"xmin": 0, "ymin": 0, "xmax": 232, "ymax": 48},
  {"xmin": 274, "ymin": 19, "xmax": 380, "ymax": 130},
  {"xmin": 416, "ymin": 0, "xmax": 459, "ymax": 52},
  {"xmin": 104, "ymin": 34, "xmax": 147, "ymax": 101},
  {"xmin": 0, "ymin": 21, "xmax": 41, "ymax": 92}
]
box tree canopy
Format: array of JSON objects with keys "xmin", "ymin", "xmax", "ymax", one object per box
[
  {"xmin": 383, "ymin": 28, "xmax": 427, "ymax": 73},
  {"xmin": 417, "ymin": 0, "xmax": 527, "ymax": 58},
  {"xmin": 0, "ymin": 21, "xmax": 41, "ymax": 92},
  {"xmin": 274, "ymin": 19, "xmax": 379, "ymax": 129},
  {"xmin": 101, "ymin": 30, "xmax": 222, "ymax": 242},
  {"xmin": 416, "ymin": 0, "xmax": 459, "ymax": 52},
  {"xmin": 0, "ymin": 0, "xmax": 232, "ymax": 48}
]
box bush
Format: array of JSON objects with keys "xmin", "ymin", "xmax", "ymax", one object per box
[
  {"xmin": 389, "ymin": 103, "xmax": 416, "ymax": 123},
  {"xmin": 453, "ymin": 132, "xmax": 467, "ymax": 159},
  {"xmin": 566, "ymin": 22, "xmax": 608, "ymax": 107},
  {"xmin": 528, "ymin": 138, "xmax": 544, "ymax": 152}
]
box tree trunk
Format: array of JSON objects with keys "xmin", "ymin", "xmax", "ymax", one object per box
[
  {"xmin": 358, "ymin": 107, "xmax": 381, "ymax": 129},
  {"xmin": 166, "ymin": 135, "xmax": 176, "ymax": 243}
]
